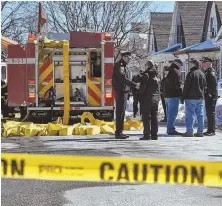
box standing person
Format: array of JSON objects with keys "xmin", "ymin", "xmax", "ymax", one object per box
[
  {"xmin": 201, "ymin": 57, "xmax": 218, "ymax": 136},
  {"xmin": 181, "ymin": 59, "xmax": 207, "ymax": 137},
  {"xmin": 160, "ymin": 66, "xmax": 168, "ymax": 122},
  {"xmin": 112, "ymin": 51, "xmax": 140, "ymax": 139},
  {"xmin": 1, "ymin": 79, "xmax": 9, "ymax": 118},
  {"xmin": 139, "ymin": 60, "xmax": 161, "ymax": 140},
  {"xmin": 163, "ymin": 59, "xmax": 183, "ymax": 135},
  {"xmin": 132, "ymin": 70, "xmax": 143, "ymax": 118}
]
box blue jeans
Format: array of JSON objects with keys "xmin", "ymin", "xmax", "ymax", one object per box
[
  {"xmin": 165, "ymin": 97, "xmax": 180, "ymax": 133},
  {"xmin": 185, "ymin": 100, "xmax": 204, "ymax": 133}
]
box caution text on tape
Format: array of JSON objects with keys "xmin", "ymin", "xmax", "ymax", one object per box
[{"xmin": 1, "ymin": 153, "xmax": 222, "ymax": 187}]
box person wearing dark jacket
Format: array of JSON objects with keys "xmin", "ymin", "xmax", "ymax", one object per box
[
  {"xmin": 181, "ymin": 59, "xmax": 207, "ymax": 137},
  {"xmin": 132, "ymin": 70, "xmax": 143, "ymax": 118},
  {"xmin": 201, "ymin": 57, "xmax": 218, "ymax": 136},
  {"xmin": 139, "ymin": 60, "xmax": 161, "ymax": 140},
  {"xmin": 160, "ymin": 66, "xmax": 168, "ymax": 122},
  {"xmin": 163, "ymin": 59, "xmax": 183, "ymax": 135},
  {"xmin": 112, "ymin": 51, "xmax": 140, "ymax": 139},
  {"xmin": 1, "ymin": 79, "xmax": 9, "ymax": 117}
]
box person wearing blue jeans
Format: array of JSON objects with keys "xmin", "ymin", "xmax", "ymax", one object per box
[
  {"xmin": 181, "ymin": 58, "xmax": 207, "ymax": 137},
  {"xmin": 163, "ymin": 59, "xmax": 183, "ymax": 135},
  {"xmin": 165, "ymin": 97, "xmax": 180, "ymax": 134},
  {"xmin": 184, "ymin": 100, "xmax": 204, "ymax": 135}
]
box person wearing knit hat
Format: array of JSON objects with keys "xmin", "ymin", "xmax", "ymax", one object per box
[
  {"xmin": 163, "ymin": 58, "xmax": 183, "ymax": 135},
  {"xmin": 181, "ymin": 58, "xmax": 207, "ymax": 137},
  {"xmin": 139, "ymin": 59, "xmax": 161, "ymax": 140}
]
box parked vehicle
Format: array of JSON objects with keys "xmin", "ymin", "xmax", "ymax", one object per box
[{"xmin": 7, "ymin": 32, "xmax": 115, "ymax": 123}]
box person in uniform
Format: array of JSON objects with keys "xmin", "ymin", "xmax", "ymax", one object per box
[
  {"xmin": 163, "ymin": 59, "xmax": 183, "ymax": 135},
  {"xmin": 1, "ymin": 79, "xmax": 9, "ymax": 117},
  {"xmin": 181, "ymin": 58, "xmax": 207, "ymax": 137},
  {"xmin": 112, "ymin": 51, "xmax": 140, "ymax": 139},
  {"xmin": 160, "ymin": 66, "xmax": 168, "ymax": 122},
  {"xmin": 139, "ymin": 60, "xmax": 161, "ymax": 140},
  {"xmin": 201, "ymin": 57, "xmax": 218, "ymax": 136},
  {"xmin": 132, "ymin": 70, "xmax": 143, "ymax": 118}
]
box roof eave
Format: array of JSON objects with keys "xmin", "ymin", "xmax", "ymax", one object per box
[{"xmin": 173, "ymin": 48, "xmax": 220, "ymax": 55}]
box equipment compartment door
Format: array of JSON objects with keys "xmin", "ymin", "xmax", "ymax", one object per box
[{"xmin": 87, "ymin": 50, "xmax": 102, "ymax": 106}]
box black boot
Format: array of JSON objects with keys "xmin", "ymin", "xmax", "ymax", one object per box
[
  {"xmin": 151, "ymin": 135, "xmax": 158, "ymax": 140},
  {"xmin": 139, "ymin": 135, "xmax": 151, "ymax": 140},
  {"xmin": 115, "ymin": 134, "xmax": 127, "ymax": 139},
  {"xmin": 120, "ymin": 133, "xmax": 129, "ymax": 138}
]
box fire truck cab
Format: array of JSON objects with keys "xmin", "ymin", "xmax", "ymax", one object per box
[{"xmin": 7, "ymin": 32, "xmax": 115, "ymax": 124}]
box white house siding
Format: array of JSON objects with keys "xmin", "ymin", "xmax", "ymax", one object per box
[
  {"xmin": 207, "ymin": 2, "xmax": 218, "ymax": 39},
  {"xmin": 168, "ymin": 3, "xmax": 178, "ymax": 47}
]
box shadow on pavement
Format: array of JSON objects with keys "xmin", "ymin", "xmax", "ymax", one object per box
[{"xmin": 44, "ymin": 133, "xmax": 184, "ymax": 143}]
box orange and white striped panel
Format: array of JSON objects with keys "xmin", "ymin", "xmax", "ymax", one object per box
[
  {"xmin": 87, "ymin": 53, "xmax": 101, "ymax": 106},
  {"xmin": 39, "ymin": 56, "xmax": 53, "ymax": 98},
  {"xmin": 87, "ymin": 76, "xmax": 101, "ymax": 106}
]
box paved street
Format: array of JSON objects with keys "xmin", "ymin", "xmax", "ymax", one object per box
[{"xmin": 1, "ymin": 125, "xmax": 222, "ymax": 206}]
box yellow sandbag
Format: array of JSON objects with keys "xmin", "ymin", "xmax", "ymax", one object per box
[
  {"xmin": 23, "ymin": 125, "xmax": 42, "ymax": 136},
  {"xmin": 2, "ymin": 126, "xmax": 20, "ymax": 137},
  {"xmin": 129, "ymin": 122, "xmax": 143, "ymax": 130},
  {"xmin": 47, "ymin": 123, "xmax": 61, "ymax": 136},
  {"xmin": 2, "ymin": 121, "xmax": 21, "ymax": 137},
  {"xmin": 110, "ymin": 123, "xmax": 116, "ymax": 131},
  {"xmin": 74, "ymin": 126, "xmax": 80, "ymax": 135},
  {"xmin": 123, "ymin": 122, "xmax": 130, "ymax": 130},
  {"xmin": 37, "ymin": 125, "xmax": 48, "ymax": 136},
  {"xmin": 72, "ymin": 123, "xmax": 81, "ymax": 135},
  {"xmin": 79, "ymin": 125, "xmax": 88, "ymax": 135},
  {"xmin": 100, "ymin": 125, "xmax": 114, "ymax": 134},
  {"xmin": 81, "ymin": 112, "xmax": 95, "ymax": 124},
  {"xmin": 86, "ymin": 126, "xmax": 101, "ymax": 135},
  {"xmin": 105, "ymin": 121, "xmax": 115, "ymax": 127},
  {"xmin": 59, "ymin": 125, "xmax": 73, "ymax": 136},
  {"xmin": 94, "ymin": 119, "xmax": 105, "ymax": 126},
  {"xmin": 19, "ymin": 122, "xmax": 34, "ymax": 135},
  {"xmin": 55, "ymin": 117, "xmax": 63, "ymax": 124}
]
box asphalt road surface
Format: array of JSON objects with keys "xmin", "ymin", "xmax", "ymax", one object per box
[{"xmin": 2, "ymin": 125, "xmax": 222, "ymax": 206}]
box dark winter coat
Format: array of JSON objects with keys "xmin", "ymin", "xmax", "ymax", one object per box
[
  {"xmin": 163, "ymin": 65, "xmax": 182, "ymax": 98},
  {"xmin": 182, "ymin": 66, "xmax": 207, "ymax": 100},
  {"xmin": 205, "ymin": 67, "xmax": 218, "ymax": 99},
  {"xmin": 112, "ymin": 59, "xmax": 136, "ymax": 93},
  {"xmin": 139, "ymin": 69, "xmax": 161, "ymax": 97}
]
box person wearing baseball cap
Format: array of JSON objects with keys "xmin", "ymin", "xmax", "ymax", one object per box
[
  {"xmin": 181, "ymin": 58, "xmax": 207, "ymax": 137},
  {"xmin": 112, "ymin": 50, "xmax": 140, "ymax": 139},
  {"xmin": 201, "ymin": 56, "xmax": 218, "ymax": 136},
  {"xmin": 163, "ymin": 58, "xmax": 183, "ymax": 135}
]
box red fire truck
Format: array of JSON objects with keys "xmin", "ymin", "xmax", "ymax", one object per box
[{"xmin": 7, "ymin": 32, "xmax": 115, "ymax": 124}]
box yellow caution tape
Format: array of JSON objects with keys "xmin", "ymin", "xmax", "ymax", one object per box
[{"xmin": 1, "ymin": 153, "xmax": 222, "ymax": 187}]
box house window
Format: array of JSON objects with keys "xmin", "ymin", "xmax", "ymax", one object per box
[
  {"xmin": 180, "ymin": 63, "xmax": 186, "ymax": 82},
  {"xmin": 210, "ymin": 17, "xmax": 217, "ymax": 38},
  {"xmin": 177, "ymin": 24, "xmax": 181, "ymax": 43}
]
